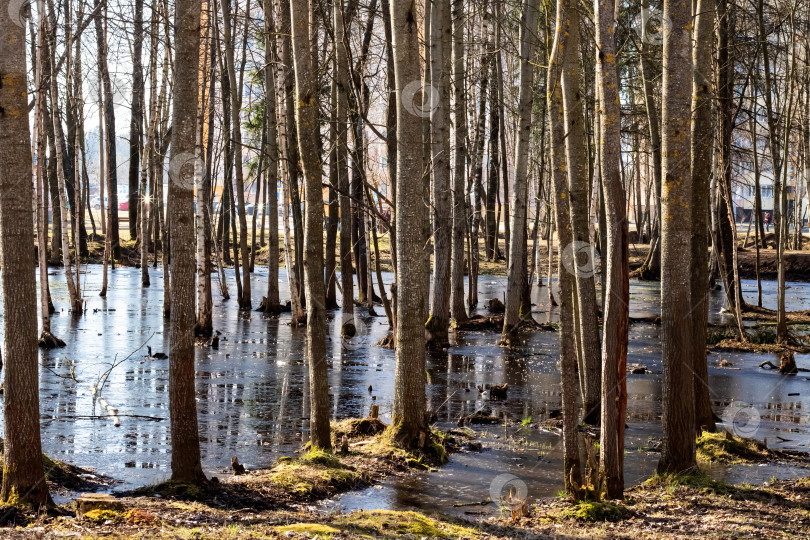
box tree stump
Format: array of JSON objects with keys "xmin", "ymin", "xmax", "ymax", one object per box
[{"xmin": 76, "ymin": 493, "xmax": 124, "ymax": 516}]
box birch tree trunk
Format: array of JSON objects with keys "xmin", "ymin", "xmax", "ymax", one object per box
[
  {"xmin": 290, "ymin": 0, "xmax": 331, "ymax": 451},
  {"xmin": 168, "ymin": 0, "xmax": 205, "ymax": 484},
  {"xmin": 0, "ymin": 0, "xmax": 52, "ymax": 505}
]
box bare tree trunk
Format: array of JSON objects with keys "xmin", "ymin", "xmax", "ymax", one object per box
[
  {"xmin": 49, "ymin": 6, "xmax": 81, "ymax": 313},
  {"xmin": 562, "ymin": 6, "xmax": 601, "ymax": 425},
  {"xmin": 426, "ymin": 0, "xmax": 452, "ymax": 347},
  {"xmin": 389, "ymin": 0, "xmax": 428, "ymax": 449},
  {"xmin": 168, "ymin": 0, "xmax": 205, "ymax": 484},
  {"xmin": 637, "ymin": 0, "xmax": 663, "ymax": 279},
  {"xmin": 128, "ymin": 0, "xmax": 145, "ymax": 241},
  {"xmin": 594, "ymin": 0, "xmax": 629, "ymax": 499},
  {"xmin": 468, "ymin": 3, "xmax": 489, "ymax": 311},
  {"xmin": 195, "ymin": 13, "xmax": 213, "ymax": 333},
  {"xmin": 94, "ymin": 0, "xmax": 119, "ymax": 260},
  {"xmin": 0, "ymin": 0, "xmax": 52, "ymax": 505},
  {"xmin": 547, "ymin": 0, "xmax": 581, "ymax": 493},
  {"xmin": 280, "ymin": 0, "xmax": 306, "ymax": 309},
  {"xmin": 502, "ymin": 0, "xmax": 540, "ymax": 341},
  {"xmin": 333, "ymin": 1, "xmax": 355, "ymax": 333},
  {"xmin": 35, "ymin": 5, "xmax": 61, "ymax": 346},
  {"xmin": 450, "ymin": 0, "xmax": 468, "ymax": 323},
  {"xmin": 222, "ymin": 0, "xmax": 252, "ymax": 309},
  {"xmin": 290, "ymin": 0, "xmax": 331, "ymax": 451},
  {"xmin": 691, "ymin": 0, "xmax": 717, "ymax": 434},
  {"xmin": 261, "ymin": 0, "xmax": 282, "ymax": 313},
  {"xmin": 658, "ymin": 0, "xmax": 696, "ymax": 474}
]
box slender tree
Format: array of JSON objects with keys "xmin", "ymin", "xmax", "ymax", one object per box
[
  {"xmin": 502, "ymin": 0, "xmax": 540, "ymax": 342},
  {"xmin": 426, "ymin": 0, "xmax": 452, "ymax": 347},
  {"xmin": 290, "ymin": 0, "xmax": 331, "ymax": 451},
  {"xmin": 547, "ymin": 0, "xmax": 581, "ymax": 494},
  {"xmin": 594, "ymin": 0, "xmax": 629, "ymax": 498},
  {"xmin": 450, "ymin": 0, "xmax": 468, "ymax": 323},
  {"xmin": 691, "ymin": 0, "xmax": 717, "ymax": 433}
]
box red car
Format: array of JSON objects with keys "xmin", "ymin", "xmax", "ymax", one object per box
[{"xmin": 118, "ymin": 201, "xmax": 129, "ymax": 211}]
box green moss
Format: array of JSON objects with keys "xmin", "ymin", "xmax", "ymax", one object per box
[
  {"xmin": 132, "ymin": 481, "xmax": 203, "ymax": 500},
  {"xmin": 83, "ymin": 509, "xmax": 122, "ymax": 524},
  {"xmin": 696, "ymin": 431, "xmax": 768, "ymax": 464},
  {"xmin": 646, "ymin": 469, "xmax": 735, "ymax": 495},
  {"xmin": 334, "ymin": 510, "xmax": 480, "ymax": 538},
  {"xmin": 268, "ymin": 456, "xmax": 360, "ymax": 498},
  {"xmin": 275, "ymin": 523, "xmax": 340, "ymax": 535},
  {"xmin": 560, "ymin": 501, "xmax": 625, "ymax": 522},
  {"xmin": 300, "ymin": 448, "xmax": 342, "ymax": 468}
]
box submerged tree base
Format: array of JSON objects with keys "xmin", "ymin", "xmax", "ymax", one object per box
[{"xmin": 38, "ymin": 331, "xmax": 66, "ymax": 349}]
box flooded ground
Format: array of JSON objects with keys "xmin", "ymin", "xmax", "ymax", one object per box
[{"xmin": 0, "ymin": 265, "xmax": 808, "ymax": 516}]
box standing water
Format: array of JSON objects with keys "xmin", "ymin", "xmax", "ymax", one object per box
[{"xmin": 0, "ymin": 266, "xmax": 807, "ymax": 517}]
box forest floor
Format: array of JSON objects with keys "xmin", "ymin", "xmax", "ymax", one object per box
[{"xmin": 1, "ymin": 429, "xmax": 808, "ymax": 538}]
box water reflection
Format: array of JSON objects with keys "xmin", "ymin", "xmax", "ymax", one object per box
[{"xmin": 0, "ymin": 266, "xmax": 807, "ymax": 517}]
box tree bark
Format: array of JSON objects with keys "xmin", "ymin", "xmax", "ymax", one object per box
[
  {"xmin": 547, "ymin": 0, "xmax": 581, "ymax": 494},
  {"xmin": 129, "ymin": 0, "xmax": 145, "ymax": 241},
  {"xmin": 426, "ymin": 0, "xmax": 452, "ymax": 347},
  {"xmin": 502, "ymin": 0, "xmax": 540, "ymax": 341},
  {"xmin": 290, "ymin": 0, "xmax": 331, "ymax": 451},
  {"xmin": 658, "ymin": 0, "xmax": 696, "ymax": 474},
  {"xmin": 389, "ymin": 0, "xmax": 428, "ymax": 448},
  {"xmin": 594, "ymin": 0, "xmax": 629, "ymax": 498},
  {"xmin": 691, "ymin": 0, "xmax": 717, "ymax": 433},
  {"xmin": 94, "ymin": 0, "xmax": 119, "ymax": 259},
  {"xmin": 0, "ymin": 0, "xmax": 52, "ymax": 505},
  {"xmin": 450, "ymin": 0, "xmax": 467, "ymax": 323},
  {"xmin": 168, "ymin": 0, "xmax": 205, "ymax": 484},
  {"xmin": 562, "ymin": 5, "xmax": 601, "ymax": 425}
]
